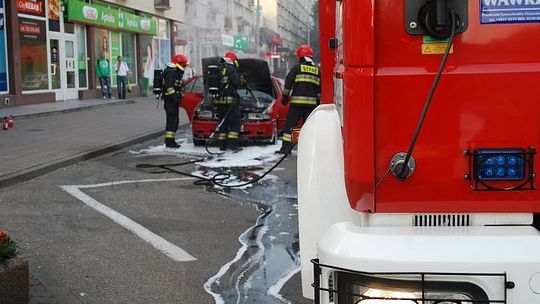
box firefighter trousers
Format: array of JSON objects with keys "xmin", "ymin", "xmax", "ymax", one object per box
[
  {"xmin": 164, "ymin": 95, "xmax": 180, "ymax": 137},
  {"xmin": 216, "ymin": 102, "xmax": 241, "ymax": 145},
  {"xmin": 281, "ymin": 105, "xmax": 316, "ymax": 148}
]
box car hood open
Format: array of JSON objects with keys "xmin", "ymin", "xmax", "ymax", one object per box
[{"xmin": 202, "ymin": 57, "xmax": 275, "ymax": 98}]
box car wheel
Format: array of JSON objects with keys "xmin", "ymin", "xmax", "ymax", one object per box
[{"xmin": 193, "ymin": 139, "xmax": 206, "ymax": 146}]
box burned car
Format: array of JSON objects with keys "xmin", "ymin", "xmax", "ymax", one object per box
[{"xmin": 181, "ymin": 57, "xmax": 289, "ymax": 146}]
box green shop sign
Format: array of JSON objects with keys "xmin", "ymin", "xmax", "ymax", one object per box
[{"xmin": 65, "ymin": 0, "xmax": 157, "ymax": 35}]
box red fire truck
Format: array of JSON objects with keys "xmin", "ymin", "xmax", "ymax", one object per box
[{"xmin": 298, "ymin": 0, "xmax": 540, "ymax": 303}]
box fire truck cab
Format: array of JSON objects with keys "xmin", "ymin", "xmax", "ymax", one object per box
[{"xmin": 298, "ymin": 0, "xmax": 540, "ymax": 303}]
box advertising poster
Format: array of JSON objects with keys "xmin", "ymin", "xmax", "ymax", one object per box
[
  {"xmin": 18, "ymin": 0, "xmax": 46, "ymax": 17},
  {"xmin": 47, "ymin": 0, "xmax": 60, "ymax": 20},
  {"xmin": 19, "ymin": 17, "xmax": 48, "ymax": 91}
]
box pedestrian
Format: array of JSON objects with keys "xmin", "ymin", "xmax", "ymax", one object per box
[
  {"xmin": 276, "ymin": 45, "xmax": 321, "ymax": 154},
  {"xmin": 115, "ymin": 56, "xmax": 129, "ymax": 99},
  {"xmin": 215, "ymin": 51, "xmax": 243, "ymax": 152},
  {"xmin": 96, "ymin": 51, "xmax": 112, "ymax": 99},
  {"xmin": 162, "ymin": 53, "xmax": 188, "ymax": 148}
]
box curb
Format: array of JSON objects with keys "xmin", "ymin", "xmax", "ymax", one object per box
[
  {"xmin": 3, "ymin": 99, "xmax": 137, "ymax": 120},
  {"xmin": 0, "ymin": 128, "xmax": 164, "ymax": 189}
]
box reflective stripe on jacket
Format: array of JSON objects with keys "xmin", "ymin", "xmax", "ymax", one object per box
[
  {"xmin": 214, "ymin": 62, "xmax": 241, "ymax": 105},
  {"xmin": 283, "ymin": 60, "xmax": 321, "ymax": 107}
]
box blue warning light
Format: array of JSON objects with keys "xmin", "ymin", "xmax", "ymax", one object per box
[{"xmin": 476, "ymin": 149, "xmax": 525, "ymax": 181}]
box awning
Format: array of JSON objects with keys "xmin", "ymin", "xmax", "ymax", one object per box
[{"xmin": 260, "ymin": 27, "xmax": 282, "ymax": 46}]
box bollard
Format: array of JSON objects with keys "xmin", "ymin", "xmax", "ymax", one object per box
[
  {"xmin": 2, "ymin": 116, "xmax": 8, "ymax": 130},
  {"xmin": 7, "ymin": 115, "xmax": 13, "ymax": 128}
]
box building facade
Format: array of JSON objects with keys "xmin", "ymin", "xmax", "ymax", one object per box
[
  {"xmin": 181, "ymin": 0, "xmax": 259, "ymax": 74},
  {"xmin": 259, "ymin": 0, "xmax": 314, "ymax": 77},
  {"xmin": 0, "ymin": 0, "xmax": 186, "ymax": 108},
  {"xmin": 277, "ymin": 0, "xmax": 313, "ymax": 49}
]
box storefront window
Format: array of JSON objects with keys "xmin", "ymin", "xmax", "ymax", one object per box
[
  {"xmin": 153, "ymin": 18, "xmax": 171, "ymax": 69},
  {"xmin": 20, "ymin": 18, "xmax": 48, "ymax": 91},
  {"xmin": 76, "ymin": 26, "xmax": 88, "ymax": 88},
  {"xmin": 121, "ymin": 32, "xmax": 136, "ymax": 85},
  {"xmin": 159, "ymin": 39, "xmax": 171, "ymax": 69},
  {"xmin": 110, "ymin": 31, "xmax": 121, "ymax": 86},
  {"xmin": 159, "ymin": 19, "xmax": 169, "ymax": 39},
  {"xmin": 140, "ymin": 35, "xmax": 153, "ymax": 94},
  {"xmin": 0, "ymin": 1, "xmax": 9, "ymax": 93},
  {"xmin": 65, "ymin": 22, "xmax": 75, "ymax": 34},
  {"xmin": 93, "ymin": 28, "xmax": 138, "ymax": 88},
  {"xmin": 93, "ymin": 28, "xmax": 110, "ymax": 88}
]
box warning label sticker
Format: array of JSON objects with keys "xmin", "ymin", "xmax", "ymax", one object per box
[
  {"xmin": 421, "ymin": 43, "xmax": 454, "ymax": 55},
  {"xmin": 481, "ymin": 0, "xmax": 540, "ymax": 24}
]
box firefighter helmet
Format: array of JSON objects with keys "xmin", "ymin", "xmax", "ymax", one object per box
[
  {"xmin": 172, "ymin": 54, "xmax": 188, "ymax": 67},
  {"xmin": 295, "ymin": 45, "xmax": 314, "ymax": 58},
  {"xmin": 224, "ymin": 50, "xmax": 238, "ymax": 62}
]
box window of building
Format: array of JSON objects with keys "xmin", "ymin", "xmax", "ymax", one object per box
[
  {"xmin": 140, "ymin": 35, "xmax": 154, "ymax": 93},
  {"xmin": 93, "ymin": 27, "xmax": 111, "ymax": 88},
  {"xmin": 50, "ymin": 38, "xmax": 60, "ymax": 90},
  {"xmin": 93, "ymin": 28, "xmax": 137, "ymax": 88},
  {"xmin": 153, "ymin": 18, "xmax": 171, "ymax": 69},
  {"xmin": 20, "ymin": 17, "xmax": 48, "ymax": 91},
  {"xmin": 120, "ymin": 32, "xmax": 136, "ymax": 85},
  {"xmin": 0, "ymin": 0, "xmax": 8, "ymax": 93},
  {"xmin": 76, "ymin": 26, "xmax": 88, "ymax": 88}
]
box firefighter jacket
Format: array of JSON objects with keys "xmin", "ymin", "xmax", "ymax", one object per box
[
  {"xmin": 215, "ymin": 62, "xmax": 242, "ymax": 105},
  {"xmin": 163, "ymin": 63, "xmax": 185, "ymax": 98},
  {"xmin": 282, "ymin": 59, "xmax": 321, "ymax": 106}
]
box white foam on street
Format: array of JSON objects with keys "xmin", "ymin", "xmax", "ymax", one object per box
[
  {"xmin": 60, "ymin": 178, "xmax": 197, "ymax": 262},
  {"xmin": 131, "ymin": 139, "xmax": 287, "ymax": 190},
  {"xmin": 204, "ymin": 215, "xmax": 269, "ymax": 304},
  {"xmin": 131, "ymin": 141, "xmax": 284, "ymax": 169},
  {"xmin": 267, "ymin": 266, "xmax": 301, "ymax": 302}
]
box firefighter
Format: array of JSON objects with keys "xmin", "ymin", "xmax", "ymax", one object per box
[
  {"xmin": 215, "ymin": 51, "xmax": 243, "ymax": 152},
  {"xmin": 163, "ymin": 54, "xmax": 188, "ymax": 148},
  {"xmin": 276, "ymin": 45, "xmax": 321, "ymax": 154}
]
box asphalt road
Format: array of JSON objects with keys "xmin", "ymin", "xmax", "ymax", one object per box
[{"xmin": 0, "ymin": 131, "xmax": 310, "ymax": 304}]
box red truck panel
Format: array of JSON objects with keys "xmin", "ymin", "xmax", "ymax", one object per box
[{"xmin": 342, "ymin": 0, "xmax": 540, "ymax": 213}]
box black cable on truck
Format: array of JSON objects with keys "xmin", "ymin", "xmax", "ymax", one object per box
[{"xmin": 397, "ymin": 8, "xmax": 458, "ymax": 180}]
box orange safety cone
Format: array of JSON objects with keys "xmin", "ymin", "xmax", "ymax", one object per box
[
  {"xmin": 7, "ymin": 115, "xmax": 13, "ymax": 128},
  {"xmin": 2, "ymin": 116, "xmax": 8, "ymax": 130}
]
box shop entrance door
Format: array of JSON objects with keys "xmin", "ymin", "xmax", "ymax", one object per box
[
  {"xmin": 50, "ymin": 37, "xmax": 78, "ymax": 101},
  {"xmin": 63, "ymin": 39, "xmax": 78, "ymax": 100}
]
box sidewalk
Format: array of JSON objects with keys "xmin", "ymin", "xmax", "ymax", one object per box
[{"xmin": 0, "ymin": 97, "xmax": 189, "ymax": 188}]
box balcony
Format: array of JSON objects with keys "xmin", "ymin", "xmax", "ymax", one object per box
[{"xmin": 154, "ymin": 0, "xmax": 171, "ymax": 10}]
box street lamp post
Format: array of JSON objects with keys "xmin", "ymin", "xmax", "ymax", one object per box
[{"xmin": 255, "ymin": 0, "xmax": 261, "ymax": 57}]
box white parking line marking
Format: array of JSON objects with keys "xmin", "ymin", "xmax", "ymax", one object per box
[
  {"xmin": 60, "ymin": 177, "xmax": 197, "ymax": 262},
  {"xmin": 72, "ymin": 177, "xmax": 196, "ymax": 189}
]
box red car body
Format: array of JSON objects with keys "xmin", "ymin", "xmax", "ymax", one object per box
[{"xmin": 181, "ymin": 58, "xmax": 290, "ymax": 146}]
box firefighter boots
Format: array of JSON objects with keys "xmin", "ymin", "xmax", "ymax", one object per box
[
  {"xmin": 275, "ymin": 141, "xmax": 291, "ymax": 155},
  {"xmin": 165, "ymin": 138, "xmax": 180, "ymax": 149}
]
